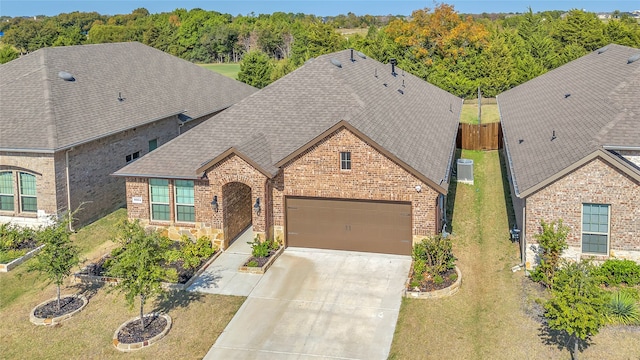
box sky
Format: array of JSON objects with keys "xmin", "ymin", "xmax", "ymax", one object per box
[{"xmin": 1, "ymin": 0, "xmax": 638, "ymax": 18}]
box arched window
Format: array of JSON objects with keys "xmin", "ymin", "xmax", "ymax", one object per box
[
  {"xmin": 19, "ymin": 172, "xmax": 37, "ymax": 212},
  {"xmin": 0, "ymin": 171, "xmax": 14, "ymax": 211}
]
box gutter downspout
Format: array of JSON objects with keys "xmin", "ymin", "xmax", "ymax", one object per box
[
  {"xmin": 521, "ymin": 204, "xmax": 526, "ymax": 270},
  {"xmin": 65, "ymin": 148, "xmax": 74, "ymax": 232}
]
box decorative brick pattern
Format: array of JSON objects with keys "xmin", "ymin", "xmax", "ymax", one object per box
[{"xmin": 525, "ymin": 158, "xmax": 640, "ymax": 268}]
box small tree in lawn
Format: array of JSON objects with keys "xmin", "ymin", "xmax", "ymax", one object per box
[
  {"xmin": 544, "ymin": 260, "xmax": 607, "ymax": 360},
  {"xmin": 107, "ymin": 220, "xmax": 175, "ymax": 332},
  {"xmin": 531, "ymin": 219, "xmax": 569, "ymax": 288},
  {"xmin": 32, "ymin": 216, "xmax": 79, "ymax": 311}
]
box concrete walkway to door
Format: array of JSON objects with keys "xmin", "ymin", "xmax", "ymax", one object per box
[
  {"xmin": 203, "ymin": 248, "xmax": 412, "ymax": 359},
  {"xmin": 187, "ymin": 227, "xmax": 262, "ymax": 296}
]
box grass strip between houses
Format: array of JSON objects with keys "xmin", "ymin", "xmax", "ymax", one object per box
[
  {"xmin": 0, "ymin": 208, "xmax": 245, "ymax": 359},
  {"xmin": 389, "ymin": 150, "xmax": 640, "ymax": 360},
  {"xmin": 459, "ymin": 102, "xmax": 500, "ymax": 124}
]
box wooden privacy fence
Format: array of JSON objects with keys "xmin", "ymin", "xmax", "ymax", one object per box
[{"xmin": 457, "ymin": 122, "xmax": 503, "ymax": 150}]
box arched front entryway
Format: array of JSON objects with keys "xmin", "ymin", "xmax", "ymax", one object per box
[{"xmin": 222, "ymin": 182, "xmax": 253, "ymax": 248}]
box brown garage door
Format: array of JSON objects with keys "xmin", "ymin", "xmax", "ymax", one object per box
[{"xmin": 286, "ymin": 197, "xmax": 412, "ymax": 255}]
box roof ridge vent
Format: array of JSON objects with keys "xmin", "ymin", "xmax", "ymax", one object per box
[
  {"xmin": 356, "ymin": 51, "xmax": 366, "ymax": 59},
  {"xmin": 330, "ymin": 58, "xmax": 342, "ymax": 68},
  {"xmin": 58, "ymin": 71, "xmax": 75, "ymax": 81},
  {"xmin": 628, "ymin": 53, "xmax": 640, "ymax": 64},
  {"xmin": 597, "ymin": 45, "xmax": 609, "ymax": 54}
]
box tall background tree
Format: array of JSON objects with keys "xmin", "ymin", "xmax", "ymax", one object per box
[{"xmin": 1, "ymin": 4, "xmax": 638, "ymax": 94}]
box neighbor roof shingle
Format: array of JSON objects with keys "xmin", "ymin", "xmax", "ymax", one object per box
[
  {"xmin": 498, "ymin": 44, "xmax": 640, "ymax": 196},
  {"xmin": 114, "ymin": 50, "xmax": 462, "ymax": 193},
  {"xmin": 0, "ymin": 42, "xmax": 257, "ymax": 151}
]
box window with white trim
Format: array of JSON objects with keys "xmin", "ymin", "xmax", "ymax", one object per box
[
  {"xmin": 174, "ymin": 180, "xmax": 195, "ymax": 222},
  {"xmin": 582, "ymin": 203, "xmax": 609, "ymax": 255},
  {"xmin": 340, "ymin": 151, "xmax": 351, "ymax": 170},
  {"xmin": 19, "ymin": 172, "xmax": 37, "ymax": 212},
  {"xmin": 0, "ymin": 171, "xmax": 14, "ymax": 211},
  {"xmin": 149, "ymin": 179, "xmax": 170, "ymax": 221}
]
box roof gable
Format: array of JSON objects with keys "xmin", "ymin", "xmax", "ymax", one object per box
[
  {"xmin": 115, "ymin": 49, "xmax": 462, "ymax": 189},
  {"xmin": 499, "ymin": 44, "xmax": 640, "ymax": 196},
  {"xmin": 0, "ymin": 42, "xmax": 257, "ymax": 152}
]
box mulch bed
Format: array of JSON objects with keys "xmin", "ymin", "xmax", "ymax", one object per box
[
  {"xmin": 80, "ymin": 250, "xmax": 217, "ymax": 284},
  {"xmin": 117, "ymin": 315, "xmax": 168, "ymax": 344},
  {"xmin": 33, "ymin": 296, "xmax": 84, "ymax": 318},
  {"xmin": 408, "ymin": 268, "xmax": 458, "ymax": 292},
  {"xmin": 243, "ymin": 249, "xmax": 279, "ymax": 267}
]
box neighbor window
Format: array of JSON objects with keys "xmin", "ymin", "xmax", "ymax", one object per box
[
  {"xmin": 149, "ymin": 179, "xmax": 170, "ymax": 221},
  {"xmin": 340, "ymin": 151, "xmax": 351, "ymax": 170},
  {"xmin": 19, "ymin": 172, "xmax": 37, "ymax": 212},
  {"xmin": 126, "ymin": 151, "xmax": 140, "ymax": 163},
  {"xmin": 148, "ymin": 138, "xmax": 158, "ymax": 152},
  {"xmin": 174, "ymin": 180, "xmax": 195, "ymax": 222},
  {"xmin": 0, "ymin": 171, "xmax": 14, "ymax": 211},
  {"xmin": 582, "ymin": 203, "xmax": 609, "ymax": 255}
]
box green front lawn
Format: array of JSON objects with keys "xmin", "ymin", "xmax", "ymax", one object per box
[{"xmin": 0, "ymin": 208, "xmax": 245, "ymax": 359}]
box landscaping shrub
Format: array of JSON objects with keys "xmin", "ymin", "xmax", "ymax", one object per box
[
  {"xmin": 594, "ymin": 259, "xmax": 640, "ymax": 287},
  {"xmin": 248, "ymin": 236, "xmax": 280, "ymax": 258},
  {"xmin": 168, "ymin": 235, "xmax": 216, "ymax": 269},
  {"xmin": 530, "ymin": 219, "xmax": 569, "ymax": 288},
  {"xmin": 0, "ymin": 223, "xmax": 37, "ymax": 251},
  {"xmin": 605, "ymin": 290, "xmax": 640, "ymax": 325},
  {"xmin": 412, "ymin": 235, "xmax": 456, "ymax": 276},
  {"xmin": 0, "ymin": 249, "xmax": 27, "ymax": 263}
]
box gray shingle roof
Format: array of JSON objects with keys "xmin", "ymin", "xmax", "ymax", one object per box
[
  {"xmin": 115, "ymin": 50, "xmax": 462, "ymax": 193},
  {"xmin": 0, "ymin": 42, "xmax": 257, "ymax": 151},
  {"xmin": 498, "ymin": 44, "xmax": 640, "ymax": 197}
]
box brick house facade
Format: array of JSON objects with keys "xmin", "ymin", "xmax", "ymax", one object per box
[
  {"xmin": 125, "ymin": 126, "xmax": 442, "ymax": 250},
  {"xmin": 520, "ymin": 155, "xmax": 640, "ymax": 268},
  {"xmin": 117, "ymin": 50, "xmax": 461, "ymax": 255},
  {"xmin": 0, "ymin": 114, "xmax": 209, "ymax": 226},
  {"xmin": 1, "ymin": 42, "xmax": 256, "ymax": 227},
  {"xmin": 499, "ymin": 44, "xmax": 640, "ymax": 268}
]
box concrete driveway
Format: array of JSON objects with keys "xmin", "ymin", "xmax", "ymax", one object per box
[{"xmin": 204, "ymin": 248, "xmax": 411, "ymax": 360}]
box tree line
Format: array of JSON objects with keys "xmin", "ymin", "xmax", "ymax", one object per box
[{"xmin": 1, "ymin": 4, "xmax": 639, "ymax": 97}]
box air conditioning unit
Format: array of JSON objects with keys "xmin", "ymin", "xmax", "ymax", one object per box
[{"xmin": 457, "ymin": 158, "xmax": 474, "ymax": 185}]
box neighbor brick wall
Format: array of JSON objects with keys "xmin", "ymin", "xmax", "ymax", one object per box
[
  {"xmin": 0, "ymin": 152, "xmax": 57, "ymax": 226},
  {"xmin": 274, "ymin": 127, "xmax": 440, "ymax": 243},
  {"xmin": 525, "ymin": 158, "xmax": 640, "ymax": 268},
  {"xmin": 57, "ymin": 115, "xmax": 181, "ymax": 225}
]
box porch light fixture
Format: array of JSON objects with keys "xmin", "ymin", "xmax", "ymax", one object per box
[
  {"xmin": 415, "ymin": 185, "xmax": 422, "ymax": 193},
  {"xmin": 254, "ymin": 197, "xmax": 261, "ymax": 215},
  {"xmin": 211, "ymin": 195, "xmax": 219, "ymax": 212}
]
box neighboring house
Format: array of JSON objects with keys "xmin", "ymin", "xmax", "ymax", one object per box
[
  {"xmin": 114, "ymin": 50, "xmax": 462, "ymax": 255},
  {"xmin": 498, "ymin": 44, "xmax": 640, "ymax": 268},
  {"xmin": 0, "ymin": 42, "xmax": 257, "ymax": 227}
]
